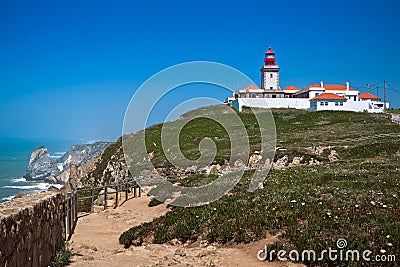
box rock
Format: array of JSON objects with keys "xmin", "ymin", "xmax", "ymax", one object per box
[
  {"xmin": 328, "ymin": 150, "xmax": 339, "ymax": 162},
  {"xmin": 198, "ymin": 249, "xmax": 213, "ymax": 257},
  {"xmin": 43, "ymin": 175, "xmax": 58, "ymax": 184},
  {"xmin": 309, "ymin": 158, "xmax": 321, "ymax": 165},
  {"xmin": 199, "ymin": 240, "xmax": 209, "ymax": 248},
  {"xmin": 290, "ymin": 156, "xmax": 303, "ymax": 166},
  {"xmin": 175, "ymin": 248, "xmax": 186, "ymax": 257},
  {"xmin": 233, "ymin": 159, "xmax": 246, "ymax": 170},
  {"xmin": 47, "ymin": 186, "xmax": 60, "ymax": 192},
  {"xmin": 248, "ymin": 154, "xmax": 262, "ymax": 169},
  {"xmin": 185, "ymin": 165, "xmax": 197, "ymax": 174},
  {"xmin": 23, "ymin": 147, "xmax": 59, "ymax": 181},
  {"xmin": 170, "ymin": 239, "xmax": 182, "ymax": 246},
  {"xmin": 23, "ymin": 142, "xmax": 111, "ymax": 186},
  {"xmin": 273, "ymin": 155, "xmax": 288, "ymax": 169},
  {"xmin": 209, "ymin": 164, "xmax": 221, "ymax": 175},
  {"xmin": 14, "ymin": 191, "xmax": 25, "ymax": 198}
]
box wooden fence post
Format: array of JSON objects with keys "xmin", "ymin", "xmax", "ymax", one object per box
[
  {"xmin": 74, "ymin": 188, "xmax": 78, "ymax": 222},
  {"xmin": 115, "ymin": 182, "xmax": 119, "ymax": 208},
  {"xmin": 90, "ymin": 186, "xmax": 94, "ymax": 213},
  {"xmin": 67, "ymin": 193, "xmax": 72, "ymax": 238},
  {"xmin": 104, "ymin": 185, "xmax": 108, "ymax": 210},
  {"xmin": 62, "ymin": 194, "xmax": 67, "ymax": 241},
  {"xmin": 125, "ymin": 182, "xmax": 128, "ymax": 201},
  {"xmin": 134, "ymin": 183, "xmax": 137, "ymax": 198}
]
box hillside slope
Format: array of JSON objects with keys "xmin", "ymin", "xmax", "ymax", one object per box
[{"xmin": 101, "ymin": 107, "xmax": 399, "ymax": 266}]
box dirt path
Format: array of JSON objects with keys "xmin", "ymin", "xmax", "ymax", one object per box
[{"xmin": 68, "ymin": 195, "xmax": 301, "ymax": 267}]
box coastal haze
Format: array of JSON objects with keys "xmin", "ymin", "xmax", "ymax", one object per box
[{"xmin": 0, "ymin": 137, "xmax": 83, "ymax": 201}]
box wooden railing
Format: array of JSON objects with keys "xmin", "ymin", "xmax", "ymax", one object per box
[{"xmin": 63, "ymin": 179, "xmax": 141, "ymax": 240}]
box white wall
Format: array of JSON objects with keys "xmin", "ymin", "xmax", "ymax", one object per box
[
  {"xmin": 232, "ymin": 98, "xmax": 386, "ymax": 113},
  {"xmin": 261, "ymin": 66, "xmax": 280, "ymax": 90},
  {"xmin": 313, "ymin": 101, "xmax": 385, "ymax": 113},
  {"xmin": 232, "ymin": 98, "xmax": 310, "ymax": 111}
]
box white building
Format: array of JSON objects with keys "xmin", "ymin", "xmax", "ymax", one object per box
[{"xmin": 229, "ymin": 48, "xmax": 389, "ymax": 113}]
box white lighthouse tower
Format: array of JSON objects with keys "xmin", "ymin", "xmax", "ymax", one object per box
[{"xmin": 260, "ymin": 47, "xmax": 280, "ymax": 90}]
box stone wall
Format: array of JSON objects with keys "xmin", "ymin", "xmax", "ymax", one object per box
[{"xmin": 0, "ymin": 192, "xmax": 65, "ymax": 267}]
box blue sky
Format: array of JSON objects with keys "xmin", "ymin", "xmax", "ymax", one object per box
[{"xmin": 0, "ymin": 0, "xmax": 399, "ymax": 141}]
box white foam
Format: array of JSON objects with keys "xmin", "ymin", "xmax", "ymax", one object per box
[
  {"xmin": 56, "ymin": 163, "xmax": 63, "ymax": 171},
  {"xmin": 1, "ymin": 195, "xmax": 14, "ymax": 201},
  {"xmin": 50, "ymin": 151, "xmax": 65, "ymax": 159},
  {"xmin": 4, "ymin": 183, "xmax": 49, "ymax": 190},
  {"xmin": 11, "ymin": 177, "xmax": 27, "ymax": 183}
]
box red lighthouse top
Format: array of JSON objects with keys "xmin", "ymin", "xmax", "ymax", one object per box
[{"xmin": 264, "ymin": 47, "xmax": 276, "ymax": 66}]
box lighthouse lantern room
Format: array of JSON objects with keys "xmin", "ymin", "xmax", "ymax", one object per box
[{"xmin": 261, "ymin": 47, "xmax": 280, "ymax": 90}]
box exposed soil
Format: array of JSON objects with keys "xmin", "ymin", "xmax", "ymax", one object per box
[{"xmin": 68, "ymin": 195, "xmax": 302, "ymax": 267}]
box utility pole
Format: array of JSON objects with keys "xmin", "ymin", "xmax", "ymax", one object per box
[
  {"xmin": 376, "ymin": 86, "xmax": 379, "ymax": 97},
  {"xmin": 367, "ymin": 83, "xmax": 370, "ymax": 93},
  {"xmin": 384, "ymin": 80, "xmax": 387, "ymax": 111}
]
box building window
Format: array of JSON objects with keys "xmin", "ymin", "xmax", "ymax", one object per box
[
  {"xmin": 325, "ymin": 102, "xmax": 329, "ymax": 106},
  {"xmin": 270, "ymin": 87, "xmax": 273, "ymax": 89},
  {"xmin": 335, "ymin": 102, "xmax": 339, "ymax": 106},
  {"xmin": 340, "ymin": 102, "xmax": 343, "ymax": 106},
  {"xmin": 272, "ymin": 95, "xmax": 277, "ymax": 98},
  {"xmin": 270, "ymin": 74, "xmax": 273, "ymax": 78},
  {"xmin": 320, "ymin": 102, "xmax": 324, "ymax": 106},
  {"xmin": 315, "ymin": 93, "xmax": 319, "ymax": 96}
]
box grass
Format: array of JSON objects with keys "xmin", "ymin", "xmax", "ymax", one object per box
[
  {"xmin": 52, "ymin": 249, "xmax": 73, "ymax": 267},
  {"xmin": 118, "ymin": 108, "xmax": 400, "ymax": 266}
]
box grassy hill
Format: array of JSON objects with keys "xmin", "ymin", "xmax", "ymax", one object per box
[{"xmin": 114, "ymin": 107, "xmax": 400, "ymax": 266}]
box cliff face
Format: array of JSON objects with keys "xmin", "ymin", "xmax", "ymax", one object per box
[
  {"xmin": 82, "ymin": 138, "xmax": 130, "ymax": 186},
  {"xmin": 24, "ymin": 147, "xmax": 59, "ymax": 181},
  {"xmin": 24, "ymin": 142, "xmax": 111, "ymax": 184}
]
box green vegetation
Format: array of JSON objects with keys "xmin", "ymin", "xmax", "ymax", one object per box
[
  {"xmin": 77, "ymin": 187, "xmax": 102, "ymax": 212},
  {"xmin": 119, "ymin": 108, "xmax": 400, "ymax": 266},
  {"xmin": 52, "ymin": 249, "xmax": 73, "ymax": 267},
  {"xmin": 83, "ymin": 137, "xmax": 125, "ymax": 185}
]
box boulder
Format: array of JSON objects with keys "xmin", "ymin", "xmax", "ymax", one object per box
[
  {"xmin": 248, "ymin": 154, "xmax": 262, "ymax": 169},
  {"xmin": 23, "ymin": 147, "xmax": 59, "ymax": 181},
  {"xmin": 328, "ymin": 150, "xmax": 339, "ymax": 162}
]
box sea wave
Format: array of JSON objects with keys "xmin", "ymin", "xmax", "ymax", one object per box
[
  {"xmin": 50, "ymin": 151, "xmax": 65, "ymax": 159},
  {"xmin": 1, "ymin": 195, "xmax": 14, "ymax": 201},
  {"xmin": 3, "ymin": 183, "xmax": 49, "ymax": 190},
  {"xmin": 11, "ymin": 177, "xmax": 27, "ymax": 183}
]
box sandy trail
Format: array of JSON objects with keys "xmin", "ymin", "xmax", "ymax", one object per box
[{"xmin": 68, "ymin": 195, "xmax": 300, "ymax": 267}]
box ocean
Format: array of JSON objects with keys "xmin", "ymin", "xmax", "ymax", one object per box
[{"xmin": 0, "ymin": 137, "xmax": 84, "ymax": 202}]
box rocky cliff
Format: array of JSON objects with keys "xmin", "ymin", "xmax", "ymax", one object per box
[
  {"xmin": 80, "ymin": 138, "xmax": 130, "ymax": 186},
  {"xmin": 24, "ymin": 142, "xmax": 111, "ymax": 184}
]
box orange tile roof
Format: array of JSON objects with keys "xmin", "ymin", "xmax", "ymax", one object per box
[
  {"xmin": 242, "ymin": 84, "xmax": 261, "ymax": 90},
  {"xmin": 284, "ymin": 85, "xmax": 301, "ymax": 91},
  {"xmin": 359, "ymin": 92, "xmax": 381, "ymax": 100},
  {"xmin": 310, "ymin": 93, "xmax": 347, "ymax": 101},
  {"xmin": 307, "ymin": 84, "xmax": 355, "ymax": 91}
]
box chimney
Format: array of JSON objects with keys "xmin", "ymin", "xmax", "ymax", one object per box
[
  {"xmin": 320, "ymin": 81, "xmax": 324, "ymax": 88},
  {"xmin": 346, "ymin": 82, "xmax": 349, "ymax": 91}
]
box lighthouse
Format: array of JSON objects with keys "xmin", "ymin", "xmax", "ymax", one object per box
[{"xmin": 260, "ymin": 47, "xmax": 280, "ymax": 90}]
